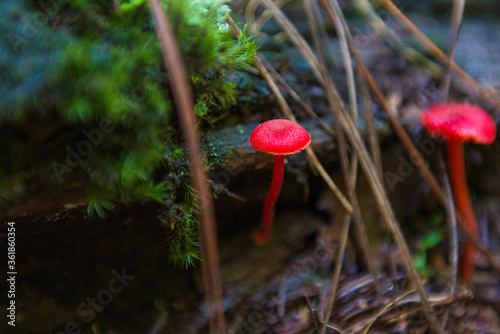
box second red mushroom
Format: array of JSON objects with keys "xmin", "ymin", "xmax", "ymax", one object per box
[{"xmin": 422, "ymin": 102, "xmax": 496, "ymax": 283}]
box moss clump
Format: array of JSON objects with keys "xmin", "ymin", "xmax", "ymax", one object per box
[{"xmin": 0, "ymin": 0, "xmax": 258, "ymax": 267}]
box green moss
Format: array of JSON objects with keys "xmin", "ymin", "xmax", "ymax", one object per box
[{"xmin": 0, "ymin": 0, "xmax": 258, "ymax": 267}]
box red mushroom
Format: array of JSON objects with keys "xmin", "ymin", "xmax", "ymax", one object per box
[
  {"xmin": 422, "ymin": 102, "xmax": 496, "ymax": 283},
  {"xmin": 249, "ymin": 119, "xmax": 311, "ymax": 245}
]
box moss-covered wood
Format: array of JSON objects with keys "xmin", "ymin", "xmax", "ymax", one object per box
[{"xmin": 0, "ymin": 0, "xmax": 258, "ymax": 267}]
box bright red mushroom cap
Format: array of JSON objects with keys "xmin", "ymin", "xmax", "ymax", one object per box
[
  {"xmin": 250, "ymin": 119, "xmax": 311, "ymax": 155},
  {"xmin": 422, "ymin": 103, "xmax": 497, "ymax": 144}
]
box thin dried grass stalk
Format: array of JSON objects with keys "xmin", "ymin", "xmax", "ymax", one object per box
[
  {"xmin": 246, "ymin": 0, "xmax": 293, "ymax": 37},
  {"xmin": 439, "ymin": 0, "xmax": 466, "ymax": 102},
  {"xmin": 303, "ymin": 1, "xmax": 383, "ymax": 329},
  {"xmin": 437, "ymin": 149, "xmax": 458, "ymax": 294}
]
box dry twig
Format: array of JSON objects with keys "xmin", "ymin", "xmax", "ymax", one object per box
[{"xmin": 148, "ymin": 1, "xmax": 226, "ymax": 332}]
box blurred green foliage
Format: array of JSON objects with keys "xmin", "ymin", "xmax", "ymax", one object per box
[
  {"xmin": 0, "ymin": 0, "xmax": 257, "ymax": 268},
  {"xmin": 413, "ymin": 210, "xmax": 445, "ymax": 278}
]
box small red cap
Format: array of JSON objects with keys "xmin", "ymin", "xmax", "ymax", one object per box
[
  {"xmin": 250, "ymin": 119, "xmax": 311, "ymax": 155},
  {"xmin": 422, "ymin": 103, "xmax": 496, "ymax": 144}
]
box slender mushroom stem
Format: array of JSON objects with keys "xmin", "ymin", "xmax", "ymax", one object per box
[
  {"xmin": 252, "ymin": 155, "xmax": 285, "ymax": 245},
  {"xmin": 448, "ymin": 141, "xmax": 478, "ymax": 283}
]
